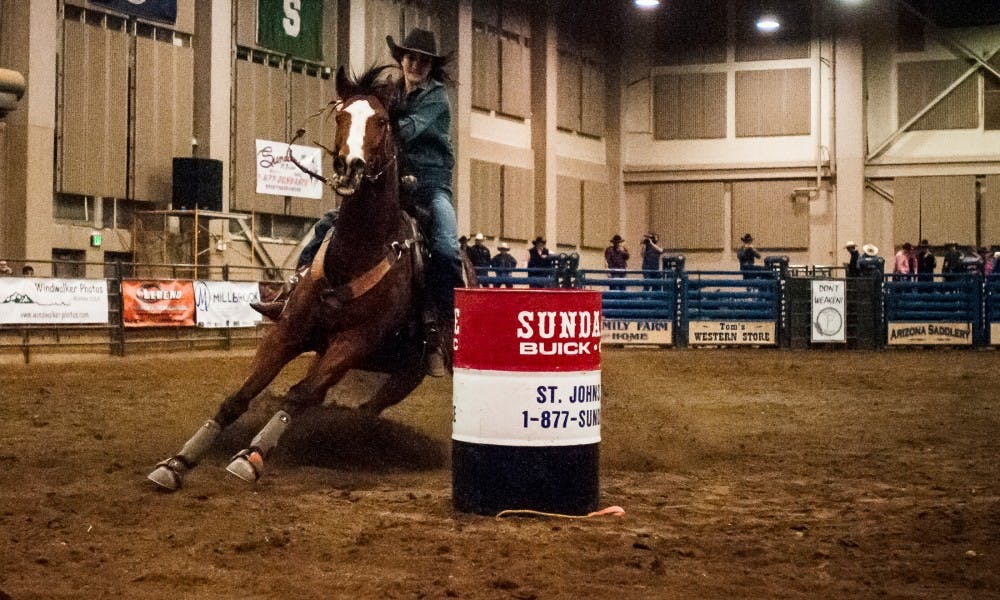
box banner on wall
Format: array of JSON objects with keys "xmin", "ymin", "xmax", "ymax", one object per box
[
  {"xmin": 255, "ymin": 140, "xmax": 324, "ymax": 199},
  {"xmin": 91, "ymin": 0, "xmax": 177, "ymax": 24},
  {"xmin": 0, "ymin": 278, "xmax": 108, "ymax": 325},
  {"xmin": 194, "ymin": 280, "xmax": 262, "ymax": 328},
  {"xmin": 257, "ymin": 0, "xmax": 323, "ymax": 61},
  {"xmin": 122, "ymin": 280, "xmax": 195, "ymax": 327}
]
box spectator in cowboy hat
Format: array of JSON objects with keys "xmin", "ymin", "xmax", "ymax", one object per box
[
  {"xmin": 916, "ymin": 239, "xmax": 936, "ymax": 282},
  {"xmin": 527, "ymin": 236, "xmax": 551, "ymax": 288},
  {"xmin": 844, "ymin": 241, "xmax": 860, "ymax": 277},
  {"xmin": 737, "ymin": 233, "xmax": 762, "ymax": 279},
  {"xmin": 858, "ymin": 243, "xmax": 882, "ymax": 277},
  {"xmin": 490, "ymin": 242, "xmax": 517, "ymax": 288},
  {"xmin": 467, "ymin": 232, "xmax": 492, "ymax": 270},
  {"xmin": 604, "ymin": 234, "xmax": 629, "ymax": 291}
]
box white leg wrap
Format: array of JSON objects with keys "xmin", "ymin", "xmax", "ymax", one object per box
[
  {"xmin": 178, "ymin": 420, "xmax": 222, "ymax": 465},
  {"xmin": 148, "ymin": 419, "xmax": 221, "ymax": 491},
  {"xmin": 250, "ymin": 410, "xmax": 290, "ymax": 456}
]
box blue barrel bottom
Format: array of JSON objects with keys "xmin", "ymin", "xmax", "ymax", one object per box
[{"xmin": 452, "ymin": 441, "xmax": 600, "ymax": 516}]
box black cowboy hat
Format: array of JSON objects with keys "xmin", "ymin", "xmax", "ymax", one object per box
[
  {"xmin": 741, "ymin": 233, "xmax": 754, "ymax": 243},
  {"xmin": 386, "ymin": 28, "xmax": 446, "ymax": 64},
  {"xmin": 610, "ymin": 234, "xmax": 624, "ymax": 244},
  {"xmin": 532, "ymin": 236, "xmax": 546, "ymax": 245}
]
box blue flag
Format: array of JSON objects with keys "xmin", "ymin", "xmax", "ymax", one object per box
[{"xmin": 91, "ymin": 0, "xmax": 177, "ymax": 24}]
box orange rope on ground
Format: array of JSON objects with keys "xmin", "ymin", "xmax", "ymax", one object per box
[{"xmin": 495, "ymin": 505, "xmax": 625, "ymax": 521}]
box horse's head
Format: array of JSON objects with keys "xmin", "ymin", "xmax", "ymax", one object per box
[{"xmin": 330, "ymin": 66, "xmax": 397, "ymax": 197}]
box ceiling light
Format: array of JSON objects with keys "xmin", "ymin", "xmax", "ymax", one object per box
[
  {"xmin": 756, "ymin": 14, "xmax": 781, "ymax": 31},
  {"xmin": 635, "ymin": 0, "xmax": 661, "ymax": 8}
]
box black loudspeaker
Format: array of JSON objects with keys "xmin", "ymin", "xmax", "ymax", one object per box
[{"xmin": 172, "ymin": 157, "xmax": 222, "ymax": 211}]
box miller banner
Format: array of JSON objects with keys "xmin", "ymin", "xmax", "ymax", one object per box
[
  {"xmin": 91, "ymin": 0, "xmax": 177, "ymax": 24},
  {"xmin": 258, "ymin": 0, "xmax": 323, "ymax": 61}
]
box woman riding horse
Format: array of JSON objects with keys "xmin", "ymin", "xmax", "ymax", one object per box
[
  {"xmin": 255, "ymin": 28, "xmax": 462, "ymax": 378},
  {"xmin": 148, "ymin": 63, "xmax": 451, "ymax": 491}
]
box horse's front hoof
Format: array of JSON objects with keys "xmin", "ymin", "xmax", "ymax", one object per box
[
  {"xmin": 226, "ymin": 449, "xmax": 263, "ymax": 483},
  {"xmin": 147, "ymin": 458, "xmax": 186, "ymax": 491}
]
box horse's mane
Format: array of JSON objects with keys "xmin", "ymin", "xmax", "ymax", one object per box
[{"xmin": 339, "ymin": 64, "xmax": 401, "ymax": 115}]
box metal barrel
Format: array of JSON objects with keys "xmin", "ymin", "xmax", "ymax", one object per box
[{"xmin": 451, "ymin": 288, "xmax": 602, "ymax": 516}]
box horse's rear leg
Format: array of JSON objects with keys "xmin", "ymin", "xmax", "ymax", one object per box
[
  {"xmin": 226, "ymin": 338, "xmax": 365, "ymax": 483},
  {"xmin": 147, "ymin": 336, "xmax": 303, "ymax": 491}
]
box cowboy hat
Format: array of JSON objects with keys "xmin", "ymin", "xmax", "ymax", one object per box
[
  {"xmin": 610, "ymin": 234, "xmax": 624, "ymax": 244},
  {"xmin": 498, "ymin": 242, "xmax": 510, "ymax": 251},
  {"xmin": 475, "ymin": 232, "xmax": 484, "ymax": 241},
  {"xmin": 862, "ymin": 243, "xmax": 878, "ymax": 257},
  {"xmin": 386, "ymin": 28, "xmax": 446, "ymax": 64},
  {"xmin": 741, "ymin": 233, "xmax": 753, "ymax": 243},
  {"xmin": 844, "ymin": 240, "xmax": 856, "ymax": 248},
  {"xmin": 532, "ymin": 236, "xmax": 546, "ymax": 245}
]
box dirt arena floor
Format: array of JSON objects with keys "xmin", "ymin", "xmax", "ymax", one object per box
[{"xmin": 1, "ymin": 347, "xmax": 998, "ymax": 599}]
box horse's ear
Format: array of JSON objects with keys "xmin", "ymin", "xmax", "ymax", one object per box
[{"xmin": 335, "ymin": 66, "xmax": 354, "ymax": 100}]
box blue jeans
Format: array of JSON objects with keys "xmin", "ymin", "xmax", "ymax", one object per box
[
  {"xmin": 298, "ymin": 210, "xmax": 338, "ymax": 269},
  {"xmin": 417, "ymin": 186, "xmax": 463, "ymax": 321}
]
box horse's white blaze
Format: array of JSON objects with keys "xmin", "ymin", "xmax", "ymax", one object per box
[{"xmin": 344, "ymin": 100, "xmax": 376, "ymax": 164}]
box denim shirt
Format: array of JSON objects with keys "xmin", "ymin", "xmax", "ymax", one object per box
[{"xmin": 396, "ymin": 79, "xmax": 455, "ymax": 193}]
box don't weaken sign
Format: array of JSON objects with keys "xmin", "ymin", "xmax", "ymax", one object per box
[{"xmin": 811, "ymin": 280, "xmax": 846, "ymax": 343}]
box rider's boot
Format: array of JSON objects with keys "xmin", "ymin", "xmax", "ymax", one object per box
[
  {"xmin": 250, "ymin": 268, "xmax": 306, "ymax": 320},
  {"xmin": 423, "ymin": 314, "xmax": 446, "ymax": 377}
]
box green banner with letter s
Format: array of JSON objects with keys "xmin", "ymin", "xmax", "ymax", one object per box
[{"xmin": 258, "ymin": 0, "xmax": 323, "ymax": 61}]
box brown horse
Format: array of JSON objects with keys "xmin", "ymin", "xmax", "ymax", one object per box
[{"xmin": 148, "ymin": 65, "xmax": 468, "ymax": 491}]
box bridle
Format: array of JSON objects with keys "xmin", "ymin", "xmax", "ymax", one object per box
[{"xmin": 286, "ymin": 99, "xmax": 397, "ymax": 190}]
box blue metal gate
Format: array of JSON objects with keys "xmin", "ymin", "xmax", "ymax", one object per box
[{"xmin": 883, "ymin": 274, "xmax": 984, "ymax": 346}]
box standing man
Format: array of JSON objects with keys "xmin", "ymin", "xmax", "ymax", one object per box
[
  {"xmin": 942, "ymin": 241, "xmax": 962, "ymax": 277},
  {"xmin": 844, "ymin": 241, "xmax": 860, "ymax": 277},
  {"xmin": 490, "ymin": 242, "xmax": 517, "ymax": 288},
  {"xmin": 604, "ymin": 235, "xmax": 630, "ymax": 291},
  {"xmin": 916, "ymin": 240, "xmax": 936, "ymax": 283},
  {"xmin": 527, "ymin": 236, "xmax": 551, "ymax": 288},
  {"xmin": 467, "ymin": 233, "xmax": 492, "ymax": 273},
  {"xmin": 641, "ymin": 233, "xmax": 664, "ymax": 291},
  {"xmin": 893, "ymin": 242, "xmax": 913, "ymax": 277},
  {"xmin": 737, "ymin": 233, "xmax": 761, "ymax": 280}
]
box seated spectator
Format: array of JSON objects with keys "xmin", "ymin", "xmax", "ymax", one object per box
[
  {"xmin": 0, "ymin": 260, "xmax": 12, "ymax": 276},
  {"xmin": 21, "ymin": 265, "xmax": 34, "ymax": 277}
]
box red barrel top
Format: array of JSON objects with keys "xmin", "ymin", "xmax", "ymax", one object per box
[{"xmin": 454, "ymin": 289, "xmax": 602, "ymax": 372}]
